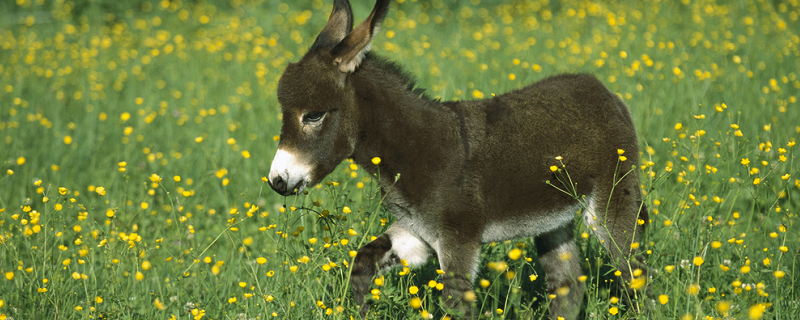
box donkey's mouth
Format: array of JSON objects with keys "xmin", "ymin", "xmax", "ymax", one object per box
[
  {"xmin": 269, "ymin": 176, "xmax": 306, "ymax": 196},
  {"xmin": 291, "ymin": 182, "xmax": 307, "ymax": 195}
]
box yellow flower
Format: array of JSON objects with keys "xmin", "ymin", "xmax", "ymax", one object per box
[
  {"xmin": 749, "ymin": 303, "xmax": 766, "ymax": 319},
  {"xmin": 609, "ymin": 306, "xmax": 619, "ymax": 315},
  {"xmin": 774, "ymin": 270, "xmax": 786, "ymax": 279},
  {"xmin": 664, "ymin": 265, "xmax": 675, "ymax": 273},
  {"xmin": 409, "ymin": 286, "xmax": 419, "ymax": 294},
  {"xmin": 617, "ymin": 149, "xmax": 625, "ymax": 155},
  {"xmin": 464, "ymin": 290, "xmax": 477, "ymax": 302},
  {"xmin": 693, "ymin": 256, "xmax": 704, "ymax": 266},
  {"xmin": 154, "ymin": 298, "xmax": 166, "ymax": 310},
  {"xmin": 687, "ymin": 284, "xmax": 700, "ymax": 295},
  {"xmin": 740, "ymin": 265, "xmax": 751, "ymax": 274},
  {"xmin": 409, "ymin": 297, "xmax": 421, "ymax": 309},
  {"xmin": 658, "ymin": 294, "xmax": 668, "ymax": 305},
  {"xmin": 716, "ymin": 301, "xmax": 731, "ymax": 314},
  {"xmin": 257, "ymin": 257, "xmax": 267, "ymax": 265},
  {"xmin": 549, "ymin": 165, "xmax": 558, "ymax": 172},
  {"xmin": 508, "ymin": 248, "xmax": 522, "ymax": 260},
  {"xmin": 630, "ymin": 277, "xmax": 646, "ymax": 290},
  {"xmin": 753, "ymin": 178, "xmax": 761, "ymax": 185},
  {"xmin": 371, "ymin": 157, "xmax": 381, "ymax": 165}
]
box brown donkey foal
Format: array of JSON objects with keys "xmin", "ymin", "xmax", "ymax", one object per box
[{"xmin": 268, "ymin": 0, "xmax": 649, "ymax": 319}]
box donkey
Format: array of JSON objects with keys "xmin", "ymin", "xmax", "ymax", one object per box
[{"xmin": 268, "ymin": 0, "xmax": 649, "ymax": 319}]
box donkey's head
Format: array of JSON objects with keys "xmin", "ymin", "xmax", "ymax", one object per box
[{"xmin": 268, "ymin": 0, "xmax": 390, "ymax": 195}]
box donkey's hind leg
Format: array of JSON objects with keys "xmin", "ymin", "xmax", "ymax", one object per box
[
  {"xmin": 351, "ymin": 223, "xmax": 432, "ymax": 318},
  {"xmin": 585, "ymin": 184, "xmax": 650, "ymax": 314},
  {"xmin": 535, "ymin": 221, "xmax": 584, "ymax": 320}
]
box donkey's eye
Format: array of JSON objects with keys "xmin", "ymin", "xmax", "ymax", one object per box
[{"xmin": 303, "ymin": 111, "xmax": 326, "ymax": 123}]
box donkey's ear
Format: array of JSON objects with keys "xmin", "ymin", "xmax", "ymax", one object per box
[
  {"xmin": 331, "ymin": 0, "xmax": 390, "ymax": 73},
  {"xmin": 311, "ymin": 0, "xmax": 354, "ymax": 50}
]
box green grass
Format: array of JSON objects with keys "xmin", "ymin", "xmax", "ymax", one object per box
[{"xmin": 1, "ymin": 0, "xmax": 799, "ymax": 319}]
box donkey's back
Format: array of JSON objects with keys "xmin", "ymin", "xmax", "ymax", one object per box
[{"xmin": 452, "ymin": 74, "xmax": 644, "ymax": 245}]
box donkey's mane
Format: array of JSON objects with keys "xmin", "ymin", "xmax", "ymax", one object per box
[{"xmin": 361, "ymin": 52, "xmax": 437, "ymax": 103}]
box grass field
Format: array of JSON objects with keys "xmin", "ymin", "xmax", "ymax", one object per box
[{"xmin": 1, "ymin": 0, "xmax": 799, "ymax": 319}]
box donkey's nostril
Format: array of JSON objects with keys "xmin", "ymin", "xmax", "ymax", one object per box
[{"xmin": 270, "ymin": 176, "xmax": 287, "ymax": 194}]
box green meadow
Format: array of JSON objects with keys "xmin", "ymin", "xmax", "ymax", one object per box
[{"xmin": 1, "ymin": 0, "xmax": 798, "ymax": 318}]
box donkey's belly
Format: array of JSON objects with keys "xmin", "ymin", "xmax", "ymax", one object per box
[{"xmin": 480, "ymin": 199, "xmax": 582, "ymax": 243}]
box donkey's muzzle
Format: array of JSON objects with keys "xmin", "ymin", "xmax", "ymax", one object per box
[
  {"xmin": 268, "ymin": 175, "xmax": 296, "ymax": 196},
  {"xmin": 268, "ymin": 149, "xmax": 311, "ymax": 196}
]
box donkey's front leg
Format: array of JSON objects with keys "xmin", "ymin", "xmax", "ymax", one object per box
[
  {"xmin": 350, "ymin": 232, "xmax": 392, "ymax": 315},
  {"xmin": 351, "ymin": 223, "xmax": 433, "ymax": 318},
  {"xmin": 437, "ymin": 225, "xmax": 482, "ymax": 319}
]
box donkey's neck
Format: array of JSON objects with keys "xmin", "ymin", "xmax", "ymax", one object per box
[{"xmin": 349, "ymin": 56, "xmax": 465, "ymax": 198}]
